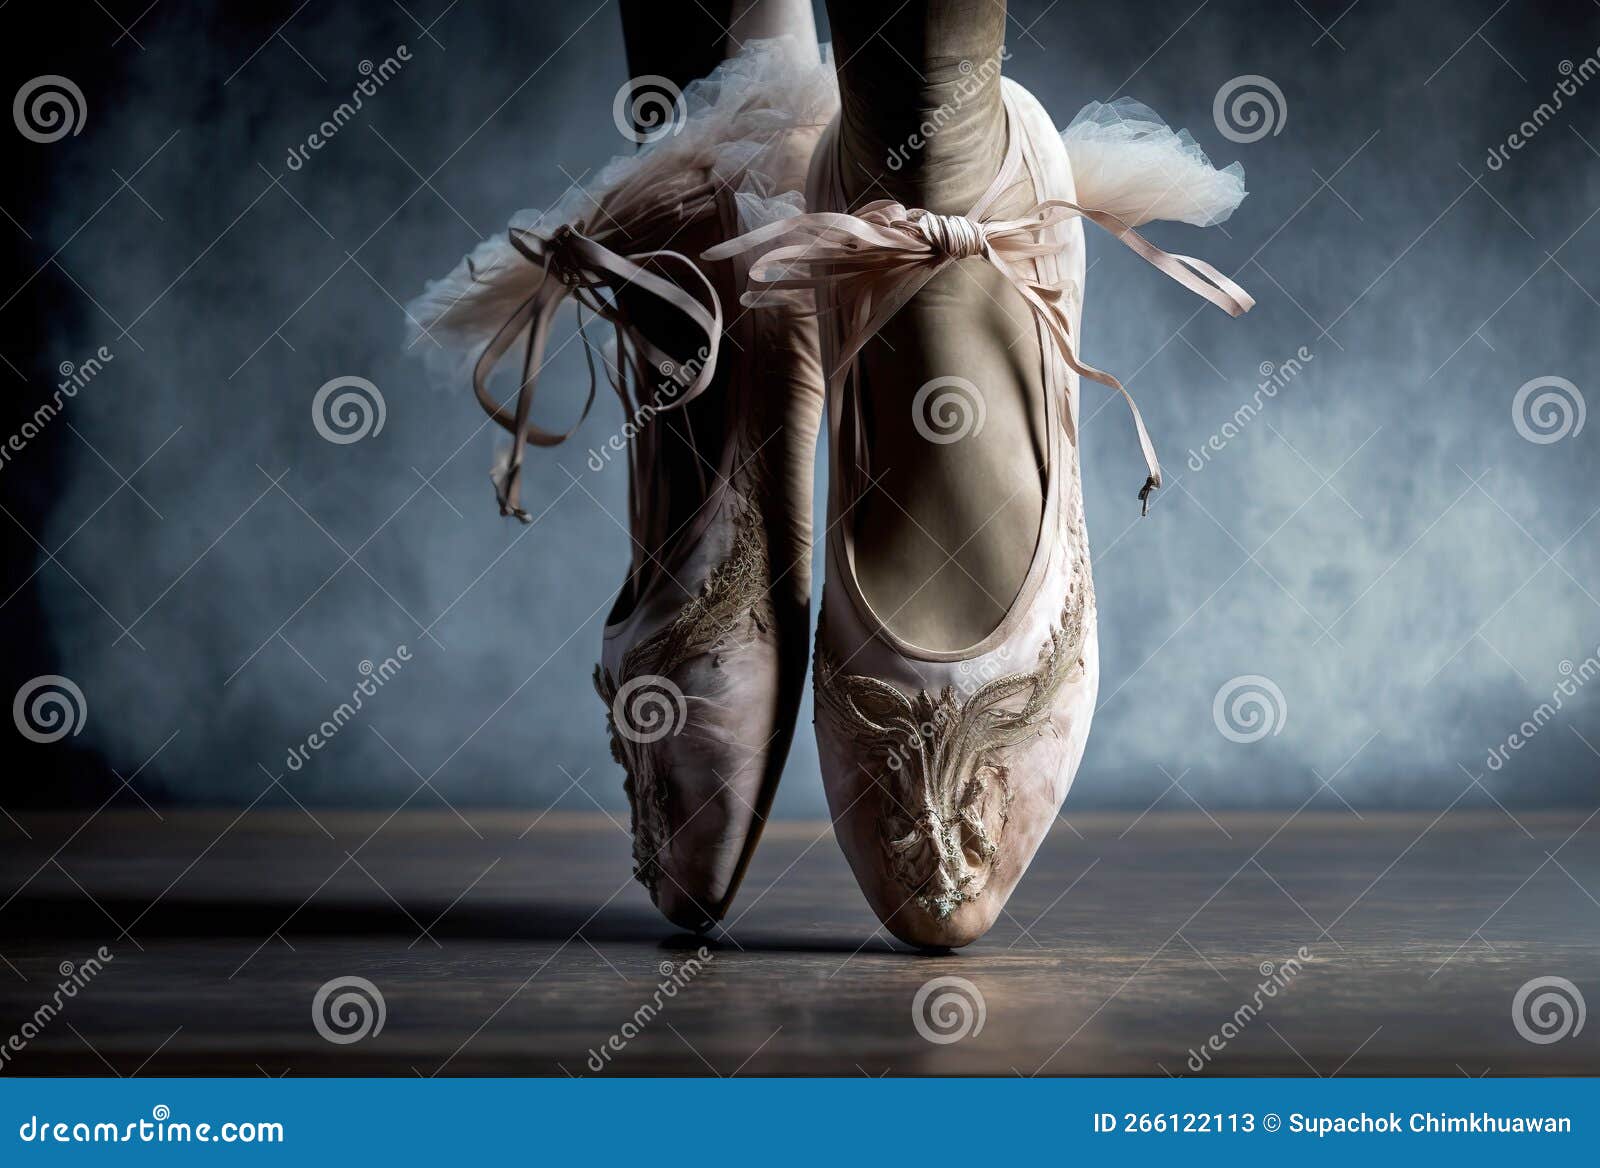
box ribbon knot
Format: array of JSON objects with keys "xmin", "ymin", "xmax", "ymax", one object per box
[
  {"xmin": 467, "ymin": 223, "xmax": 722, "ymax": 521},
  {"xmin": 542, "ymin": 225, "xmax": 587, "ymax": 288},
  {"xmin": 704, "ymin": 186, "xmax": 1253, "ymax": 515},
  {"xmin": 909, "ymin": 211, "xmax": 987, "ymax": 260}
]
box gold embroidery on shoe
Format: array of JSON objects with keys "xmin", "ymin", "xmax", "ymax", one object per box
[
  {"xmin": 593, "ymin": 497, "xmax": 774, "ymax": 899},
  {"xmin": 814, "ymin": 564, "xmax": 1090, "ymax": 919}
]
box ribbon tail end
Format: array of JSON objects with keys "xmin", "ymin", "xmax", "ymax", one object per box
[{"xmin": 1139, "ymin": 474, "xmax": 1160, "ymax": 517}]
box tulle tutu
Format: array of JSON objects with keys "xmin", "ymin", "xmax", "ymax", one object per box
[
  {"xmin": 406, "ymin": 36, "xmax": 836, "ymax": 376},
  {"xmin": 406, "ymin": 57, "xmax": 1242, "ymax": 392},
  {"xmin": 1061, "ymin": 97, "xmax": 1246, "ymax": 227}
]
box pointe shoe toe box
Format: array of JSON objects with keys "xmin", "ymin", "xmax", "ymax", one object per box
[
  {"xmin": 814, "ymin": 581, "xmax": 1098, "ymax": 950},
  {"xmin": 597, "ymin": 530, "xmax": 801, "ymax": 929}
]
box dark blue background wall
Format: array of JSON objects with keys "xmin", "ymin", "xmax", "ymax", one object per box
[{"xmin": 3, "ymin": 0, "xmax": 1597, "ymax": 815}]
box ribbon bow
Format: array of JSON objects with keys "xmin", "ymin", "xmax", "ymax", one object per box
[
  {"xmin": 705, "ymin": 194, "xmax": 1252, "ymax": 514},
  {"xmin": 469, "ymin": 224, "xmax": 722, "ymax": 521}
]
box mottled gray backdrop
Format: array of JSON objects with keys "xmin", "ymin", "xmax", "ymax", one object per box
[{"xmin": 3, "ymin": 0, "xmax": 1598, "ymax": 816}]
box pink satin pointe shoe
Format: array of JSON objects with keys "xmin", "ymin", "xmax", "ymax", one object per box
[
  {"xmin": 711, "ymin": 88, "xmax": 1252, "ymax": 947},
  {"xmin": 411, "ymin": 39, "xmax": 834, "ymax": 932}
]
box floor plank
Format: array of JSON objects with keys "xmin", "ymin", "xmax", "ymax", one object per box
[{"xmin": 0, "ymin": 808, "xmax": 1596, "ymax": 1075}]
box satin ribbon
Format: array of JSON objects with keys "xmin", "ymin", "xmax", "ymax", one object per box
[
  {"xmin": 468, "ymin": 223, "xmax": 723, "ymax": 521},
  {"xmin": 705, "ymin": 194, "xmax": 1252, "ymax": 514}
]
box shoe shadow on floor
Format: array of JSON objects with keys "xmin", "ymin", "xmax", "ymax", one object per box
[{"xmin": 1, "ymin": 895, "xmax": 912, "ymax": 956}]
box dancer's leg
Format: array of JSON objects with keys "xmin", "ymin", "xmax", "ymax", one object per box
[
  {"xmin": 594, "ymin": 0, "xmax": 826, "ymax": 927},
  {"xmin": 827, "ymin": 0, "xmax": 1047, "ymax": 649},
  {"xmin": 611, "ymin": 2, "xmax": 821, "ymax": 595},
  {"xmin": 726, "ymin": 1, "xmax": 823, "ymax": 617},
  {"xmin": 830, "ymin": 0, "xmax": 1006, "ymax": 211},
  {"xmin": 618, "ymin": 0, "xmax": 735, "ymax": 95},
  {"xmin": 618, "ymin": 1, "xmax": 819, "ymax": 94},
  {"xmin": 728, "ymin": 0, "xmax": 817, "ymax": 49},
  {"xmin": 612, "ymin": 3, "xmax": 742, "ymax": 589}
]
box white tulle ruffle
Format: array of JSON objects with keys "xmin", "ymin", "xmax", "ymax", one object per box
[
  {"xmin": 407, "ymin": 36, "xmax": 837, "ymax": 366},
  {"xmin": 1062, "ymin": 98, "xmax": 1246, "ymax": 228}
]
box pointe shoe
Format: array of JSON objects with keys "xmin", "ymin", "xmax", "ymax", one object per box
[
  {"xmin": 411, "ymin": 39, "xmax": 834, "ymax": 931},
  {"xmin": 711, "ymin": 88, "xmax": 1252, "ymax": 947}
]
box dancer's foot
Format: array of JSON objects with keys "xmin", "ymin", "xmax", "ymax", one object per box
[
  {"xmin": 713, "ymin": 33, "xmax": 1251, "ymax": 947},
  {"xmin": 831, "ymin": 3, "xmax": 1043, "ymax": 650},
  {"xmin": 411, "ymin": 36, "xmax": 834, "ymax": 931}
]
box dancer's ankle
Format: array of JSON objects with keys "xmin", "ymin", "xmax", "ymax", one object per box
[{"xmin": 830, "ymin": 2, "xmax": 1009, "ymax": 213}]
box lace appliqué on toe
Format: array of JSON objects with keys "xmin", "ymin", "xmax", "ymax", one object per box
[
  {"xmin": 593, "ymin": 498, "xmax": 775, "ymax": 899},
  {"xmin": 814, "ymin": 564, "xmax": 1091, "ymax": 920}
]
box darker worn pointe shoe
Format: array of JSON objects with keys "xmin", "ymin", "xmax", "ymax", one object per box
[{"xmin": 412, "ymin": 38, "xmax": 834, "ymax": 931}]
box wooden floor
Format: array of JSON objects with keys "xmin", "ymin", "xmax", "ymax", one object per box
[{"xmin": 1, "ymin": 806, "xmax": 1596, "ymax": 1075}]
